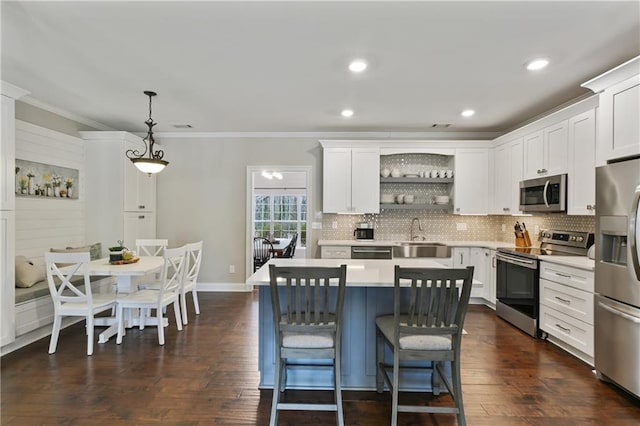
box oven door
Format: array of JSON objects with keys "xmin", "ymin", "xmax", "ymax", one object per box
[{"xmin": 496, "ymin": 252, "xmax": 539, "ymax": 318}]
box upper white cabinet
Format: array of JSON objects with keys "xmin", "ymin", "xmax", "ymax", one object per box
[
  {"xmin": 81, "ymin": 131, "xmax": 157, "ymax": 250},
  {"xmin": 454, "ymin": 149, "xmax": 489, "ymax": 215},
  {"xmin": 323, "ymin": 147, "xmax": 379, "ymax": 214},
  {"xmin": 582, "ymin": 56, "xmax": 640, "ymax": 164},
  {"xmin": 523, "ymin": 120, "xmax": 568, "ymax": 180},
  {"xmin": 491, "ymin": 138, "xmax": 523, "ymax": 215},
  {"xmin": 567, "ymin": 109, "xmax": 596, "ymax": 215},
  {"xmin": 123, "ymin": 138, "xmax": 156, "ymax": 212}
]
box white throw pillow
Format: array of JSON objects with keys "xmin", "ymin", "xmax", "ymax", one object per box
[{"xmin": 15, "ymin": 256, "xmax": 46, "ymax": 288}]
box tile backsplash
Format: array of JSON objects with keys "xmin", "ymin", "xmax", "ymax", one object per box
[{"xmin": 321, "ymin": 212, "xmax": 595, "ymax": 244}]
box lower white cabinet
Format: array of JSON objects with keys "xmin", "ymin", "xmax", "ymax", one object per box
[
  {"xmin": 452, "ymin": 247, "xmax": 489, "ymax": 299},
  {"xmin": 486, "ymin": 249, "xmax": 497, "ymax": 305},
  {"xmin": 1, "ymin": 210, "xmax": 15, "ymax": 346},
  {"xmin": 320, "ymin": 245, "xmax": 351, "ymax": 259},
  {"xmin": 539, "ymin": 261, "xmax": 595, "ymax": 365},
  {"xmin": 123, "ymin": 212, "xmax": 156, "ymax": 250}
]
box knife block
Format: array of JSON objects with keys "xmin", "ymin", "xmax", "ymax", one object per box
[{"xmin": 515, "ymin": 230, "xmax": 532, "ymax": 247}]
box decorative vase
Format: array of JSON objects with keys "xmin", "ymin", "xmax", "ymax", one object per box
[
  {"xmin": 54, "ymin": 186, "xmax": 60, "ymax": 197},
  {"xmin": 66, "ymin": 187, "xmax": 73, "ymax": 198}
]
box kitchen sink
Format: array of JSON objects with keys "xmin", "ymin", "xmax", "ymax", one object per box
[{"xmin": 392, "ymin": 242, "xmax": 451, "ymax": 258}]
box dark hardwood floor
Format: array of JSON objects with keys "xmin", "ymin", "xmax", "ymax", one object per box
[{"xmin": 2, "ymin": 291, "xmax": 639, "ymax": 425}]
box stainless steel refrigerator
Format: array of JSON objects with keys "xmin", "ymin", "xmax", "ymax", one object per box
[{"xmin": 595, "ymin": 155, "xmax": 640, "ymax": 399}]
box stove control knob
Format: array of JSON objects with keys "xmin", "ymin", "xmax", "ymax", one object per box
[
  {"xmin": 570, "ymin": 236, "xmax": 577, "ymax": 241},
  {"xmin": 576, "ymin": 236, "xmax": 584, "ymax": 242}
]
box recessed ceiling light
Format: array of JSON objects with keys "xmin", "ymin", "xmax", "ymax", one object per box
[
  {"xmin": 348, "ymin": 59, "xmax": 368, "ymax": 73},
  {"xmin": 341, "ymin": 109, "xmax": 354, "ymax": 118},
  {"xmin": 526, "ymin": 58, "xmax": 549, "ymax": 71},
  {"xmin": 461, "ymin": 109, "xmax": 475, "ymax": 118}
]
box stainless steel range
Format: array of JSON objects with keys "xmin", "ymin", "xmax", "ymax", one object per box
[{"xmin": 496, "ymin": 230, "xmax": 594, "ymax": 337}]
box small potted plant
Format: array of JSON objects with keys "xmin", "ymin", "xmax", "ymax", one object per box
[{"xmin": 108, "ymin": 240, "xmax": 127, "ymax": 262}]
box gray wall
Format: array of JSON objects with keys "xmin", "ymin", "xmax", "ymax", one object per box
[
  {"xmin": 156, "ymin": 137, "xmax": 323, "ymax": 285},
  {"xmin": 15, "ymin": 101, "xmax": 98, "ymax": 136}
]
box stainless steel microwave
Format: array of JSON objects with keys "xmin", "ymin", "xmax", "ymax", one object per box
[{"xmin": 519, "ymin": 174, "xmax": 567, "ymax": 213}]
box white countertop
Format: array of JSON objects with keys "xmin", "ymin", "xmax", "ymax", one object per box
[
  {"xmin": 538, "ymin": 255, "xmax": 595, "ymax": 271},
  {"xmin": 318, "ymin": 239, "xmax": 516, "ymax": 251},
  {"xmin": 246, "ymin": 258, "xmax": 453, "ymax": 287}
]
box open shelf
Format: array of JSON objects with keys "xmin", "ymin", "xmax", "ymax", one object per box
[
  {"xmin": 380, "ymin": 177, "xmax": 454, "ymax": 183},
  {"xmin": 380, "ymin": 203, "xmax": 452, "ymax": 210}
]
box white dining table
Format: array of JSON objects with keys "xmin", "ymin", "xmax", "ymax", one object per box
[{"xmin": 75, "ymin": 256, "xmax": 165, "ymax": 343}]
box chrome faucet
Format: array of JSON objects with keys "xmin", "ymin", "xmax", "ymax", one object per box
[{"xmin": 410, "ymin": 217, "xmax": 423, "ymax": 241}]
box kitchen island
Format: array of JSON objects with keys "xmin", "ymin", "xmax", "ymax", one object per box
[{"xmin": 247, "ymin": 257, "xmax": 456, "ymax": 390}]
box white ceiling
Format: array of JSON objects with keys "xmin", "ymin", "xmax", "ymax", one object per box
[{"xmin": 2, "ymin": 1, "xmax": 639, "ymax": 137}]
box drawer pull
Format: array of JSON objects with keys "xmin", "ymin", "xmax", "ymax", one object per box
[
  {"xmin": 555, "ymin": 272, "xmax": 572, "ymax": 278},
  {"xmin": 555, "ymin": 323, "xmax": 571, "ymax": 333},
  {"xmin": 138, "ymin": 215, "xmax": 145, "ymax": 219},
  {"xmin": 139, "ymin": 205, "xmax": 145, "ymax": 209},
  {"xmin": 554, "ymin": 296, "xmax": 571, "ymax": 304}
]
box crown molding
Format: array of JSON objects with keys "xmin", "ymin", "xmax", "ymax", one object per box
[
  {"xmin": 18, "ymin": 96, "xmax": 116, "ymax": 131},
  {"xmin": 153, "ymin": 131, "xmax": 501, "ymax": 140},
  {"xmin": 1, "ymin": 81, "xmax": 30, "ymax": 100}
]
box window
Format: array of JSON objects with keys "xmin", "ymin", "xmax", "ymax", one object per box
[{"xmin": 253, "ymin": 194, "xmax": 307, "ymax": 246}]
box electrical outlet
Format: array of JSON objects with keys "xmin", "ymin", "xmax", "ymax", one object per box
[
  {"xmin": 311, "ymin": 221, "xmax": 322, "ymax": 229},
  {"xmin": 456, "ymin": 222, "xmax": 467, "ymax": 231},
  {"xmin": 332, "ymin": 221, "xmax": 338, "ymax": 229},
  {"xmin": 229, "ymin": 265, "xmax": 235, "ymax": 274},
  {"xmin": 501, "ymin": 223, "xmax": 506, "ymax": 232}
]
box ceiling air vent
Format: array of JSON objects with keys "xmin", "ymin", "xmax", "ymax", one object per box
[
  {"xmin": 173, "ymin": 124, "xmax": 193, "ymax": 129},
  {"xmin": 431, "ymin": 124, "xmax": 451, "ymax": 128}
]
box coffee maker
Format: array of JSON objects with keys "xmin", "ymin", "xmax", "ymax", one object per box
[{"xmin": 354, "ymin": 222, "xmax": 374, "ymax": 240}]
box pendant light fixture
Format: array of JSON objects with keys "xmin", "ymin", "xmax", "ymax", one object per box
[{"xmin": 126, "ymin": 90, "xmax": 168, "ymax": 174}]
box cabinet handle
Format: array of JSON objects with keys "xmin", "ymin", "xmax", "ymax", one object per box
[
  {"xmin": 537, "ymin": 169, "xmax": 542, "ymax": 174},
  {"xmin": 555, "ymin": 323, "xmax": 571, "ymax": 333},
  {"xmin": 459, "ymin": 253, "xmax": 464, "ymax": 264},
  {"xmin": 456, "ymin": 208, "xmax": 460, "ymax": 212},
  {"xmin": 554, "ymin": 296, "xmax": 571, "ymax": 304},
  {"xmin": 138, "ymin": 215, "xmax": 145, "ymax": 219},
  {"xmin": 492, "ymin": 256, "xmax": 496, "ymax": 268},
  {"xmin": 586, "ymin": 205, "xmax": 592, "ymax": 210},
  {"xmin": 139, "ymin": 205, "xmax": 145, "ymax": 209},
  {"xmin": 555, "ymin": 272, "xmax": 572, "ymax": 278}
]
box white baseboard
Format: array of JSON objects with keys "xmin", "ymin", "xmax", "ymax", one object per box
[
  {"xmin": 197, "ymin": 282, "xmax": 254, "ymax": 292},
  {"xmin": 1, "ymin": 317, "xmax": 82, "ymax": 357}
]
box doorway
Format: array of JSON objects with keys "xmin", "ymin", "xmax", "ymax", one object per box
[{"xmin": 246, "ymin": 166, "xmax": 312, "ymax": 279}]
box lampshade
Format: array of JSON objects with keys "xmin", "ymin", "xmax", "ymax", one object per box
[{"xmin": 126, "ymin": 91, "xmax": 169, "ymax": 175}]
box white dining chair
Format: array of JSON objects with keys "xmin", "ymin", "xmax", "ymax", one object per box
[
  {"xmin": 136, "ymin": 238, "xmax": 169, "ymax": 289},
  {"xmin": 135, "ymin": 238, "xmax": 169, "ymax": 256},
  {"xmin": 45, "ymin": 252, "xmax": 117, "ymax": 356},
  {"xmin": 115, "ymin": 245, "xmax": 185, "ymax": 345},
  {"xmin": 180, "ymin": 241, "xmax": 203, "ymax": 325}
]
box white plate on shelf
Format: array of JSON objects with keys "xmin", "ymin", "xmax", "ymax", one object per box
[{"xmin": 404, "ymin": 173, "xmax": 420, "ymax": 178}]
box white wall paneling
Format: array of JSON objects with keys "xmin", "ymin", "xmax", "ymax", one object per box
[{"xmin": 14, "ymin": 121, "xmax": 86, "ymax": 261}]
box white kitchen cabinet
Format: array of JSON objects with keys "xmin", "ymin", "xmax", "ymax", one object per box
[
  {"xmin": 491, "ymin": 138, "xmax": 523, "ymax": 215},
  {"xmin": 581, "ymin": 56, "xmax": 640, "ymax": 164},
  {"xmin": 539, "ymin": 261, "xmax": 595, "ymax": 365},
  {"xmin": 453, "ymin": 149, "xmax": 489, "ymax": 215},
  {"xmin": 123, "ymin": 138, "xmax": 156, "ymax": 212},
  {"xmin": 323, "ymin": 147, "xmax": 379, "ymax": 214},
  {"xmin": 523, "ymin": 120, "xmax": 568, "ymax": 180},
  {"xmin": 598, "ymin": 75, "xmax": 640, "ymax": 163},
  {"xmin": 1, "ymin": 96, "xmax": 16, "ymax": 211},
  {"xmin": 320, "ymin": 245, "xmax": 351, "ymax": 259},
  {"xmin": 81, "ymin": 131, "xmax": 157, "ymax": 251},
  {"xmin": 567, "ymin": 109, "xmax": 597, "ymax": 215},
  {"xmin": 486, "ymin": 249, "xmax": 497, "ymax": 306},
  {"xmin": 452, "ymin": 247, "xmax": 489, "ymax": 299},
  {"xmin": 123, "ymin": 212, "xmax": 157, "ymax": 250},
  {"xmin": 1, "ymin": 210, "xmax": 15, "ymax": 346}
]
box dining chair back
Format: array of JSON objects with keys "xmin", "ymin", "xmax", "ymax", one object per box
[
  {"xmin": 268, "ymin": 264, "xmax": 347, "ymax": 426},
  {"xmin": 116, "ymin": 245, "xmax": 186, "ymax": 346},
  {"xmin": 253, "ymin": 237, "xmax": 273, "ymax": 271},
  {"xmin": 136, "ymin": 238, "xmax": 169, "ymax": 256},
  {"xmin": 45, "ymin": 251, "xmax": 117, "ymax": 355},
  {"xmin": 180, "ymin": 240, "xmax": 203, "ymax": 324},
  {"xmin": 375, "ymin": 265, "xmax": 474, "ymax": 426},
  {"xmin": 280, "ymin": 233, "xmax": 298, "ymax": 258}
]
